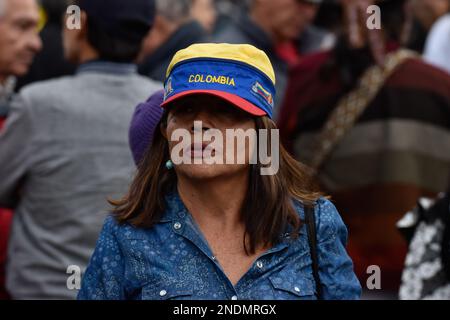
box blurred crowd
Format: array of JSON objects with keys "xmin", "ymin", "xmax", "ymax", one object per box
[{"xmin": 0, "ymin": 0, "xmax": 449, "ymax": 300}]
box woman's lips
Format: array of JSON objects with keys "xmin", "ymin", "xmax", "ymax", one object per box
[{"xmin": 185, "ymin": 143, "xmax": 216, "ymax": 159}]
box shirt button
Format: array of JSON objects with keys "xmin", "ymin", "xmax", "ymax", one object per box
[
  {"xmin": 159, "ymin": 290, "xmax": 167, "ymax": 297},
  {"xmin": 212, "ymin": 256, "xmax": 217, "ymax": 261},
  {"xmin": 256, "ymin": 261, "xmax": 263, "ymax": 269},
  {"xmin": 173, "ymin": 222, "xmax": 182, "ymax": 230},
  {"xmin": 231, "ymin": 295, "xmax": 238, "ymax": 300},
  {"xmin": 294, "ymin": 286, "xmax": 300, "ymax": 293}
]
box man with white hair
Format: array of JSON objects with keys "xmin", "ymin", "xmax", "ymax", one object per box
[{"xmin": 0, "ymin": 0, "xmax": 42, "ymax": 125}]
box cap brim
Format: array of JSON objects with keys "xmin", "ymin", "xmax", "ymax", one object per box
[{"xmin": 160, "ymin": 90, "xmax": 267, "ymax": 117}]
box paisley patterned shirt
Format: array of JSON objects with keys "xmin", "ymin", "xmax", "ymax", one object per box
[{"xmin": 78, "ymin": 192, "xmax": 361, "ymax": 300}]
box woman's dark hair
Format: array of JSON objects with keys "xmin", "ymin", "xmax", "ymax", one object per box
[{"xmin": 110, "ymin": 109, "xmax": 323, "ymax": 255}]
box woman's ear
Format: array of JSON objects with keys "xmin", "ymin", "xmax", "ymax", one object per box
[{"xmin": 160, "ymin": 122, "xmax": 168, "ymax": 140}]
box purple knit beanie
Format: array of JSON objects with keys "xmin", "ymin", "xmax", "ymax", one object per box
[{"xmin": 129, "ymin": 89, "xmax": 165, "ymax": 165}]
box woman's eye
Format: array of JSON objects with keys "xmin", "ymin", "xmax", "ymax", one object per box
[
  {"xmin": 216, "ymin": 105, "xmax": 246, "ymax": 119},
  {"xmin": 173, "ymin": 105, "xmax": 193, "ymax": 115}
]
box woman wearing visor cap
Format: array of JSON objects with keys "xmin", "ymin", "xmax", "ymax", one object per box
[{"xmin": 78, "ymin": 43, "xmax": 361, "ymax": 300}]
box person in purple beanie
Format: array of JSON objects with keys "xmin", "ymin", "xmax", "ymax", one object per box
[{"xmin": 129, "ymin": 90, "xmax": 165, "ymax": 166}]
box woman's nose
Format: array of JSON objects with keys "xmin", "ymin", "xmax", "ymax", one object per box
[{"xmin": 189, "ymin": 110, "xmax": 213, "ymax": 132}]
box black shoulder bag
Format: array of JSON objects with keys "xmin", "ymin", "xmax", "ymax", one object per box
[{"xmin": 304, "ymin": 205, "xmax": 323, "ymax": 300}]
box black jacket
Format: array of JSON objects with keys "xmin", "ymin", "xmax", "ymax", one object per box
[{"xmin": 139, "ymin": 21, "xmax": 207, "ymax": 82}]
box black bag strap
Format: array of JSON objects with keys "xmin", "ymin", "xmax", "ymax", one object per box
[{"xmin": 305, "ymin": 205, "xmax": 323, "ymax": 300}]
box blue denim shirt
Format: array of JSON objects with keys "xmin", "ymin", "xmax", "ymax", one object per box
[{"xmin": 78, "ymin": 192, "xmax": 361, "ymax": 300}]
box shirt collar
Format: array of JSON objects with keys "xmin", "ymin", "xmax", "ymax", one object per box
[
  {"xmin": 159, "ymin": 189, "xmax": 189, "ymax": 223},
  {"xmin": 0, "ymin": 76, "xmax": 16, "ymax": 117},
  {"xmin": 0, "ymin": 104, "xmax": 9, "ymax": 118},
  {"xmin": 160, "ymin": 190, "xmax": 303, "ymax": 243},
  {"xmin": 0, "ymin": 76, "xmax": 16, "ymax": 100},
  {"xmin": 76, "ymin": 60, "xmax": 138, "ymax": 75}
]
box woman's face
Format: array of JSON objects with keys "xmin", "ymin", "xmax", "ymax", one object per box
[{"xmin": 163, "ymin": 95, "xmax": 257, "ymax": 181}]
